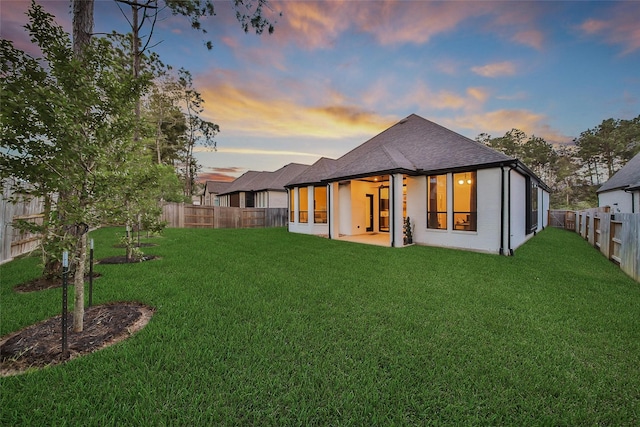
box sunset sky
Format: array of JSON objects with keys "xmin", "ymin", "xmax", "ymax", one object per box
[{"xmin": 2, "ymin": 0, "xmax": 639, "ymax": 181}]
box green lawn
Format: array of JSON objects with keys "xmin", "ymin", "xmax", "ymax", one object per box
[{"xmin": 1, "ymin": 227, "xmax": 639, "ymax": 425}]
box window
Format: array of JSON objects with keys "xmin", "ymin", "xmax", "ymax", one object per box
[
  {"xmin": 230, "ymin": 193, "xmax": 240, "ymax": 207},
  {"xmin": 289, "ymin": 189, "xmax": 295, "ymax": 222},
  {"xmin": 379, "ymin": 186, "xmax": 389, "ymax": 232},
  {"xmin": 526, "ymin": 179, "xmax": 538, "ymax": 234},
  {"xmin": 314, "ymin": 186, "xmax": 327, "ymax": 223},
  {"xmin": 245, "ymin": 191, "xmax": 255, "ymax": 208},
  {"xmin": 427, "ymin": 174, "xmax": 447, "ymax": 229},
  {"xmin": 453, "ymin": 171, "xmax": 477, "ymax": 231},
  {"xmin": 299, "ymin": 187, "xmax": 308, "ymax": 223}
]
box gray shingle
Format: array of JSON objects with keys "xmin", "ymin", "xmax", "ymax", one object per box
[
  {"xmin": 286, "ymin": 157, "xmax": 338, "ymax": 186},
  {"xmin": 325, "ymin": 114, "xmax": 514, "ymax": 180},
  {"xmin": 597, "ymin": 152, "xmax": 640, "ymax": 193}
]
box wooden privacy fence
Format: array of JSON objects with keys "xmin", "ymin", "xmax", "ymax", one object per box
[
  {"xmin": 574, "ymin": 208, "xmax": 640, "ymax": 283},
  {"xmin": 1, "ymin": 181, "xmax": 45, "ymax": 264},
  {"xmin": 161, "ymin": 203, "xmax": 288, "ymax": 229}
]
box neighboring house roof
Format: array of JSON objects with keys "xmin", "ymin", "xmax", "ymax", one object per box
[
  {"xmin": 261, "ymin": 163, "xmax": 310, "ymax": 191},
  {"xmin": 325, "ymin": 114, "xmax": 515, "ymax": 181},
  {"xmin": 203, "ymin": 181, "xmax": 232, "ymax": 195},
  {"xmin": 220, "ymin": 163, "xmax": 310, "ymax": 195},
  {"xmin": 287, "ymin": 157, "xmax": 338, "ymax": 187},
  {"xmin": 597, "ymin": 152, "xmax": 640, "ymax": 193}
]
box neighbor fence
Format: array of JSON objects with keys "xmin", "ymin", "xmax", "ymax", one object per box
[
  {"xmin": 1, "ymin": 180, "xmax": 45, "ymax": 264},
  {"xmin": 161, "ymin": 203, "xmax": 288, "ymax": 229},
  {"xmin": 551, "ymin": 207, "xmax": 640, "ymax": 283}
]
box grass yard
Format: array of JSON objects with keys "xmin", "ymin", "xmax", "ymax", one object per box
[{"xmin": 1, "ymin": 226, "xmax": 639, "ymax": 425}]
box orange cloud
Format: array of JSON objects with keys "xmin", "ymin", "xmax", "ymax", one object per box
[
  {"xmin": 447, "ymin": 110, "xmax": 571, "ymax": 144},
  {"xmin": 271, "ymin": 0, "xmax": 546, "ymax": 50},
  {"xmin": 471, "ymin": 61, "xmax": 517, "ymax": 78},
  {"xmin": 273, "ymin": 1, "xmax": 352, "ymax": 49},
  {"xmin": 398, "ymin": 83, "xmax": 488, "ymax": 112},
  {"xmin": 196, "ymin": 71, "xmax": 394, "ymax": 140},
  {"xmin": 578, "ymin": 3, "xmax": 640, "ymax": 54}
]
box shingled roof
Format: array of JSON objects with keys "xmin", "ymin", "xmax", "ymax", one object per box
[
  {"xmin": 220, "ymin": 163, "xmax": 310, "ymax": 195},
  {"xmin": 325, "ymin": 114, "xmax": 514, "ymax": 181},
  {"xmin": 203, "ymin": 181, "xmax": 232, "ymax": 195},
  {"xmin": 286, "ymin": 157, "xmax": 338, "ymax": 187},
  {"xmin": 597, "ymin": 152, "xmax": 640, "ymax": 193}
]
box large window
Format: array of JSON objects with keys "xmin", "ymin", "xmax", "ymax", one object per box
[
  {"xmin": 299, "ymin": 187, "xmax": 308, "ymax": 223},
  {"xmin": 379, "ymin": 186, "xmax": 389, "ymax": 232},
  {"xmin": 453, "ymin": 171, "xmax": 477, "ymax": 231},
  {"xmin": 427, "ymin": 174, "xmax": 447, "ymax": 229},
  {"xmin": 289, "ymin": 189, "xmax": 295, "ymax": 222},
  {"xmin": 314, "ymin": 186, "xmax": 327, "ymax": 223}
]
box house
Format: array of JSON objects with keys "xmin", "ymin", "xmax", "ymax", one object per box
[
  {"xmin": 597, "ymin": 151, "xmax": 640, "ymax": 213},
  {"xmin": 218, "ymin": 163, "xmax": 309, "ymax": 208},
  {"xmin": 286, "ymin": 114, "xmax": 550, "ymax": 255},
  {"xmin": 202, "ymin": 181, "xmax": 232, "ymax": 206}
]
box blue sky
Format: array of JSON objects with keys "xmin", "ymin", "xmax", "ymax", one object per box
[{"xmin": 2, "ymin": 1, "xmax": 639, "ymax": 181}]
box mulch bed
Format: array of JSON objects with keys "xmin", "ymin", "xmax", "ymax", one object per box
[
  {"xmin": 97, "ymin": 255, "xmax": 159, "ymax": 264},
  {"xmin": 0, "ymin": 302, "xmax": 154, "ymax": 377},
  {"xmin": 13, "ymin": 274, "xmax": 102, "ymax": 293},
  {"xmin": 112, "ymin": 243, "xmax": 157, "ymax": 248}
]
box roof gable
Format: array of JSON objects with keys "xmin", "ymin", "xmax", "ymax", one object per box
[
  {"xmin": 287, "ymin": 157, "xmax": 338, "ymax": 186},
  {"xmin": 203, "ymin": 181, "xmax": 232, "ymax": 194},
  {"xmin": 597, "ymin": 152, "xmax": 640, "ymax": 193},
  {"xmin": 325, "ymin": 114, "xmax": 514, "ymax": 180}
]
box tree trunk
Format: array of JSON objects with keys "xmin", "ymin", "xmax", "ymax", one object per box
[
  {"xmin": 73, "ymin": 233, "xmax": 87, "ymax": 332},
  {"xmin": 70, "ymin": 0, "xmax": 94, "ymax": 333},
  {"xmin": 72, "ymin": 0, "xmax": 94, "ymax": 57}
]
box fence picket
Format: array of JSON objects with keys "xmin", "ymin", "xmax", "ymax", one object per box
[
  {"xmin": 567, "ymin": 208, "xmax": 640, "ymax": 283},
  {"xmin": 161, "ymin": 203, "xmax": 288, "ymax": 230}
]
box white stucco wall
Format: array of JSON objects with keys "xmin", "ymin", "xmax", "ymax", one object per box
[
  {"xmin": 266, "ymin": 191, "xmax": 288, "ymax": 208},
  {"xmin": 410, "ymin": 169, "xmax": 504, "ymax": 254},
  {"xmin": 509, "ymin": 171, "xmax": 528, "ymax": 250},
  {"xmin": 338, "ymin": 182, "xmax": 352, "ymax": 235},
  {"xmin": 599, "ymin": 189, "xmax": 635, "ymax": 213},
  {"xmin": 541, "ymin": 188, "xmax": 549, "ymax": 229}
]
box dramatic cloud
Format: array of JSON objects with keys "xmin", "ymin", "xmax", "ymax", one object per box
[
  {"xmin": 448, "ymin": 109, "xmax": 571, "ymax": 144},
  {"xmin": 194, "ymin": 147, "xmax": 322, "ymax": 157},
  {"xmin": 196, "ymin": 172, "xmax": 236, "ymax": 183},
  {"xmin": 196, "ymin": 70, "xmax": 394, "ymax": 140},
  {"xmin": 578, "ymin": 3, "xmax": 640, "ymax": 54},
  {"xmin": 471, "ymin": 61, "xmax": 517, "ymax": 78},
  {"xmin": 272, "ymin": 0, "xmax": 546, "ymax": 50},
  {"xmin": 399, "ymin": 83, "xmax": 488, "ymax": 112},
  {"xmin": 272, "ymin": 1, "xmax": 352, "ymax": 49}
]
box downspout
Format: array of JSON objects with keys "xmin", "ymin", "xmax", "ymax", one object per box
[
  {"xmin": 500, "ymin": 165, "xmax": 505, "ymax": 255},
  {"xmin": 507, "ymin": 164, "xmax": 516, "ymax": 256},
  {"xmin": 624, "ymin": 188, "xmax": 636, "ymax": 213},
  {"xmin": 390, "ymin": 174, "xmax": 395, "ymax": 247},
  {"xmin": 328, "ymin": 184, "xmax": 332, "ymax": 239}
]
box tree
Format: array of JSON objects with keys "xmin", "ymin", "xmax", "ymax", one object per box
[
  {"xmin": 575, "ymin": 116, "xmax": 640, "ymax": 183},
  {"xmin": 477, "ymin": 129, "xmax": 556, "ymax": 182},
  {"xmin": 176, "ymin": 68, "xmax": 219, "ymax": 196},
  {"xmin": 1, "ymin": 3, "xmax": 143, "ymax": 331}
]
